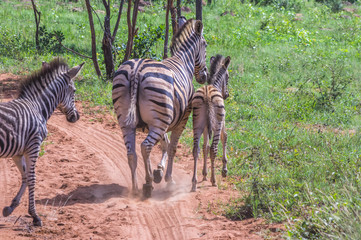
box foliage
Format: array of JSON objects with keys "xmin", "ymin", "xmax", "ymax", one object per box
[
  {"xmin": 2, "ymin": 0, "xmax": 361, "ymax": 239},
  {"xmin": 38, "ymin": 26, "xmax": 65, "ymax": 53},
  {"xmin": 0, "ymin": 26, "xmax": 33, "ymax": 58},
  {"xmin": 114, "ymin": 24, "xmax": 165, "ymax": 61}
]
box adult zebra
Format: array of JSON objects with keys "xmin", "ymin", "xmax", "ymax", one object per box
[
  {"xmin": 112, "ymin": 19, "xmax": 207, "ymax": 197},
  {"xmin": 0, "ymin": 59, "xmax": 84, "ymax": 226}
]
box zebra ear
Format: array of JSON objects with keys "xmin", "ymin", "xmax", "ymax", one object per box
[
  {"xmin": 178, "ymin": 16, "xmax": 187, "ymax": 29},
  {"xmin": 67, "ymin": 62, "xmax": 85, "ymax": 80},
  {"xmin": 223, "ymin": 56, "xmax": 231, "ymax": 69},
  {"xmin": 42, "ymin": 61, "xmax": 50, "ymax": 69},
  {"xmin": 210, "ymin": 56, "xmax": 216, "ymax": 65},
  {"xmin": 195, "ymin": 20, "xmax": 203, "ymax": 35}
]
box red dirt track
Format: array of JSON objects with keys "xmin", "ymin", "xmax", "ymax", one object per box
[{"xmin": 0, "ymin": 74, "xmax": 283, "ymax": 239}]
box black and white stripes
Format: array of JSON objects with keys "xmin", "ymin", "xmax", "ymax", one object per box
[
  {"xmin": 112, "ymin": 19, "xmax": 207, "ymax": 197},
  {"xmin": 191, "ymin": 55, "xmax": 231, "ymax": 192},
  {"xmin": 0, "ymin": 59, "xmax": 83, "ymax": 226}
]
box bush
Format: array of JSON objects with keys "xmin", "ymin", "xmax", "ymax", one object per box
[
  {"xmin": 38, "ymin": 26, "xmax": 65, "ymax": 53},
  {"xmin": 314, "ymin": 0, "xmax": 343, "ymax": 12},
  {"xmin": 0, "ymin": 26, "xmax": 33, "ymax": 58}
]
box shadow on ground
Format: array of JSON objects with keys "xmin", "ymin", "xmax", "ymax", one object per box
[{"xmin": 36, "ymin": 183, "xmax": 128, "ymax": 206}]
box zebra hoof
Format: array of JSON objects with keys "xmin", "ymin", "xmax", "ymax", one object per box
[
  {"xmin": 222, "ymin": 169, "xmax": 228, "ymax": 178},
  {"xmin": 2, "ymin": 206, "xmax": 13, "ymax": 217},
  {"xmin": 153, "ymin": 169, "xmax": 163, "ymax": 184},
  {"xmin": 33, "ymin": 216, "xmax": 43, "ymax": 227},
  {"xmin": 142, "ymin": 184, "xmax": 153, "ymax": 198},
  {"xmin": 191, "ymin": 184, "xmax": 197, "ymax": 192}
]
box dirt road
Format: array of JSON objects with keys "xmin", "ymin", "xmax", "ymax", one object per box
[{"xmin": 0, "ymin": 74, "xmax": 282, "ymax": 239}]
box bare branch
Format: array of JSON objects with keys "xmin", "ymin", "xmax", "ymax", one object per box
[
  {"xmin": 85, "ymin": 0, "xmax": 102, "ymax": 76},
  {"xmin": 90, "ymin": 4, "xmax": 105, "ymax": 33},
  {"xmin": 30, "ymin": 0, "xmax": 41, "ymax": 50},
  {"xmin": 53, "ymin": 34, "xmax": 92, "ymax": 59},
  {"xmin": 112, "ymin": 0, "xmax": 125, "ymax": 43}
]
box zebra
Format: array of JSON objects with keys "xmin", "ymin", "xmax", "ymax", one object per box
[
  {"xmin": 191, "ymin": 54, "xmax": 231, "ymax": 192},
  {"xmin": 0, "ymin": 59, "xmax": 84, "ymax": 226},
  {"xmin": 112, "ymin": 19, "xmax": 207, "ymax": 197}
]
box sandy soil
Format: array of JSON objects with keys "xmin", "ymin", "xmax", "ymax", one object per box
[{"xmin": 0, "ymin": 74, "xmax": 284, "ymax": 239}]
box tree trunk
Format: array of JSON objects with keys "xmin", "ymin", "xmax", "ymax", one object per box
[
  {"xmin": 102, "ymin": 0, "xmax": 114, "ymax": 79},
  {"xmin": 208, "ymin": 0, "xmax": 211, "ymax": 5},
  {"xmin": 177, "ymin": 0, "xmax": 181, "ymax": 23},
  {"xmin": 163, "ymin": 0, "xmax": 171, "ymax": 59},
  {"xmin": 30, "ymin": 0, "xmax": 41, "ymax": 50},
  {"xmin": 85, "ymin": 0, "xmax": 102, "ymax": 77},
  {"xmin": 123, "ymin": 0, "xmax": 140, "ymax": 63},
  {"xmin": 170, "ymin": 1, "xmax": 177, "ymax": 35},
  {"xmin": 196, "ymin": 0, "xmax": 202, "ymax": 21}
]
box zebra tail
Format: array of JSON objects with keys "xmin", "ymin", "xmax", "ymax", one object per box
[
  {"xmin": 206, "ymin": 94, "xmax": 216, "ymax": 140},
  {"xmin": 125, "ymin": 71, "xmax": 138, "ymax": 127}
]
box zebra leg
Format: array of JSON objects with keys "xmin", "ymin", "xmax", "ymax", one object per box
[
  {"xmin": 164, "ymin": 127, "xmax": 184, "ymax": 187},
  {"xmin": 141, "ymin": 130, "xmax": 162, "ymax": 198},
  {"xmin": 153, "ymin": 133, "xmax": 169, "ymax": 184},
  {"xmin": 210, "ymin": 124, "xmax": 222, "ymax": 187},
  {"xmin": 122, "ymin": 127, "xmax": 139, "ymax": 195},
  {"xmin": 3, "ymin": 155, "xmax": 27, "ymax": 217},
  {"xmin": 191, "ymin": 128, "xmax": 203, "ymax": 192},
  {"xmin": 165, "ymin": 107, "xmax": 192, "ymax": 187},
  {"xmin": 25, "ymin": 150, "xmax": 42, "ymax": 226},
  {"xmin": 202, "ymin": 127, "xmax": 209, "ymax": 181},
  {"xmin": 221, "ymin": 123, "xmax": 228, "ymax": 178}
]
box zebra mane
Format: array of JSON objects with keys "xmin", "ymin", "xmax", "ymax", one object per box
[
  {"xmin": 208, "ymin": 54, "xmax": 225, "ymax": 85},
  {"xmin": 19, "ymin": 58, "xmax": 69, "ymax": 98},
  {"xmin": 170, "ymin": 19, "xmax": 197, "ymax": 55}
]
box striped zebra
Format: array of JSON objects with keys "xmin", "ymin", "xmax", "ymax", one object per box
[
  {"xmin": 112, "ymin": 19, "xmax": 207, "ymax": 197},
  {"xmin": 191, "ymin": 55, "xmax": 231, "ymax": 192},
  {"xmin": 0, "ymin": 59, "xmax": 84, "ymax": 226}
]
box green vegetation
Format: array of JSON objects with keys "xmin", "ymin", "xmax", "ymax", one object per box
[{"xmin": 1, "ymin": 0, "xmax": 361, "ymax": 238}]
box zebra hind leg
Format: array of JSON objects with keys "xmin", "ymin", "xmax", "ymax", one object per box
[
  {"xmin": 3, "ymin": 156, "xmax": 27, "ymax": 218},
  {"xmin": 153, "ymin": 133, "xmax": 169, "ymax": 184},
  {"xmin": 202, "ymin": 127, "xmax": 209, "ymax": 182},
  {"xmin": 191, "ymin": 127, "xmax": 203, "ymax": 192},
  {"xmin": 141, "ymin": 130, "xmax": 162, "ymax": 198},
  {"xmin": 210, "ymin": 124, "xmax": 222, "ymax": 187},
  {"xmin": 221, "ymin": 123, "xmax": 228, "ymax": 178},
  {"xmin": 122, "ymin": 127, "xmax": 139, "ymax": 195}
]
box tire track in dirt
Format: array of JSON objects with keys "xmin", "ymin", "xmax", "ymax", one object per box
[
  {"xmin": 0, "ymin": 100, "xmax": 284, "ymax": 239},
  {"xmin": 44, "ymin": 109, "xmax": 197, "ymax": 239},
  {"xmin": 0, "ymin": 159, "xmax": 9, "ymax": 212}
]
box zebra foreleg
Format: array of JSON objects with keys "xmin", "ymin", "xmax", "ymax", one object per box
[
  {"xmin": 164, "ymin": 128, "xmax": 185, "ymax": 187},
  {"xmin": 153, "ymin": 133, "xmax": 169, "ymax": 184},
  {"xmin": 25, "ymin": 150, "xmax": 42, "ymax": 226},
  {"xmin": 221, "ymin": 123, "xmax": 228, "ymax": 178},
  {"xmin": 3, "ymin": 155, "xmax": 27, "ymax": 218},
  {"xmin": 202, "ymin": 127, "xmax": 210, "ymax": 181}
]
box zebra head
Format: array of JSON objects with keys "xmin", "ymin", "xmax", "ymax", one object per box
[
  {"xmin": 194, "ymin": 20, "xmax": 208, "ymax": 84},
  {"xmin": 209, "ymin": 55, "xmax": 231, "ymax": 99},
  {"xmin": 58, "ymin": 62, "xmax": 84, "ymax": 123}
]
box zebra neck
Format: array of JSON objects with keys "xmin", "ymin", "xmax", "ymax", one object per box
[
  {"xmin": 171, "ymin": 44, "xmax": 196, "ymax": 80},
  {"xmin": 212, "ymin": 80, "xmax": 222, "ymax": 93},
  {"xmin": 21, "ymin": 80, "xmax": 66, "ymax": 121}
]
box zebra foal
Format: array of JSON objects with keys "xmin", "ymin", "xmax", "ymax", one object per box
[
  {"xmin": 113, "ymin": 19, "xmax": 207, "ymax": 197},
  {"xmin": 191, "ymin": 55, "xmax": 231, "ymax": 192},
  {"xmin": 0, "ymin": 59, "xmax": 84, "ymax": 226}
]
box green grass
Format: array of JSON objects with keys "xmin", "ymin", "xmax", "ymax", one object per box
[{"xmin": 2, "ymin": 0, "xmax": 361, "ymax": 238}]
